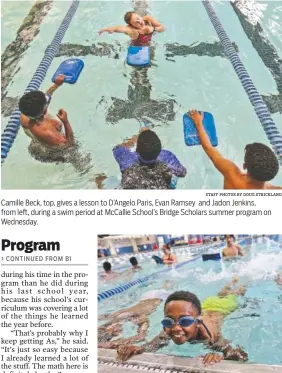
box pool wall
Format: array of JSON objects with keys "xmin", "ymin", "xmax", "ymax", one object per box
[{"xmin": 98, "ymin": 348, "xmax": 282, "ymax": 373}]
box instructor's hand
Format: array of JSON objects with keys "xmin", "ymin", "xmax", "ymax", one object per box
[{"xmin": 99, "ymin": 27, "xmax": 114, "ymax": 35}]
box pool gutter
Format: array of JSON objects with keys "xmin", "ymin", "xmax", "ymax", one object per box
[{"xmin": 98, "ymin": 348, "xmax": 282, "ymax": 373}]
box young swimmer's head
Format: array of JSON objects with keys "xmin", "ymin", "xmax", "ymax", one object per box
[
  {"xmin": 244, "ymin": 143, "xmax": 279, "ymax": 182},
  {"xmin": 136, "ymin": 130, "xmax": 162, "ymax": 163},
  {"xmin": 225, "ymin": 235, "xmax": 235, "ymax": 245},
  {"xmin": 129, "ymin": 256, "xmax": 138, "ymax": 267},
  {"xmin": 163, "ymin": 291, "xmax": 202, "ymax": 345},
  {"xmin": 163, "ymin": 244, "xmax": 171, "ymax": 255},
  {"xmin": 103, "ymin": 261, "xmax": 112, "ymax": 273},
  {"xmin": 19, "ymin": 91, "xmax": 49, "ymax": 120},
  {"xmin": 124, "ymin": 11, "xmax": 145, "ymax": 28}
]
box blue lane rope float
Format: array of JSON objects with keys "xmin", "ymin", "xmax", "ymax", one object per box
[
  {"xmin": 1, "ymin": 0, "xmax": 80, "ymax": 165},
  {"xmin": 202, "ymin": 1, "xmax": 282, "ymax": 163},
  {"xmin": 97, "ymin": 255, "xmax": 201, "ymax": 302}
]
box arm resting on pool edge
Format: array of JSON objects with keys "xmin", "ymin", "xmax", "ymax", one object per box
[
  {"xmin": 116, "ymin": 331, "xmax": 170, "ymax": 361},
  {"xmin": 206, "ymin": 339, "xmax": 248, "ymax": 362},
  {"xmin": 188, "ymin": 110, "xmax": 240, "ymax": 177}
]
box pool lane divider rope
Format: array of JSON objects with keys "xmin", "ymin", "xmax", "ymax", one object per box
[
  {"xmin": 98, "ymin": 255, "xmax": 201, "ymax": 302},
  {"xmin": 202, "ymin": 1, "xmax": 282, "ymax": 163},
  {"xmin": 1, "ymin": 0, "xmax": 80, "ymax": 165},
  {"xmin": 98, "ymin": 239, "xmax": 250, "ymax": 302},
  {"xmin": 98, "ymin": 242, "xmax": 226, "ymax": 302}
]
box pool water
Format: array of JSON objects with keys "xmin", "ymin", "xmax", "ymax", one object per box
[
  {"xmin": 1, "ymin": 1, "xmax": 282, "ymax": 189},
  {"xmin": 98, "ymin": 237, "xmax": 282, "ymax": 365}
]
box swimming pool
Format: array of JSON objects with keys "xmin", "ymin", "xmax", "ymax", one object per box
[
  {"xmin": 98, "ymin": 237, "xmax": 282, "ymax": 365},
  {"xmin": 2, "ymin": 1, "xmax": 282, "ymax": 189}
]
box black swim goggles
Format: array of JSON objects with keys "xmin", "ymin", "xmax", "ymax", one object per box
[{"xmin": 161, "ymin": 316, "xmax": 199, "ymax": 328}]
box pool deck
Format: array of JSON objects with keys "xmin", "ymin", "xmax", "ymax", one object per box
[{"xmin": 98, "ymin": 348, "xmax": 282, "ymax": 373}]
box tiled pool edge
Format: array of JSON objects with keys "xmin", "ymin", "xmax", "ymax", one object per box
[{"xmin": 98, "ymin": 348, "xmax": 282, "ymax": 373}]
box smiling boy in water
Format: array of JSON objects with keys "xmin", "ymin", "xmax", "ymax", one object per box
[
  {"xmin": 116, "ymin": 277, "xmax": 248, "ymax": 366},
  {"xmin": 102, "ymin": 278, "xmax": 248, "ymax": 365},
  {"xmin": 188, "ymin": 110, "xmax": 281, "ymax": 190}
]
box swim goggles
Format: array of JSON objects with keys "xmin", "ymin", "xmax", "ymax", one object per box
[
  {"xmin": 161, "ymin": 316, "xmax": 199, "ymax": 328},
  {"xmin": 161, "ymin": 316, "xmax": 212, "ymax": 338}
]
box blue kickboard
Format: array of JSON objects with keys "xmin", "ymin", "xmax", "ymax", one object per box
[
  {"xmin": 202, "ymin": 253, "xmax": 221, "ymax": 261},
  {"xmin": 152, "ymin": 255, "xmax": 163, "ymax": 264},
  {"xmin": 183, "ymin": 111, "xmax": 218, "ymax": 147},
  {"xmin": 127, "ymin": 46, "xmax": 150, "ymax": 67},
  {"xmin": 52, "ymin": 58, "xmax": 84, "ymax": 84}
]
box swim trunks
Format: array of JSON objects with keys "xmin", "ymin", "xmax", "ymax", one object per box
[{"xmin": 202, "ymin": 295, "xmax": 238, "ymax": 315}]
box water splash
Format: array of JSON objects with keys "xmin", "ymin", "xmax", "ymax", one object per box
[
  {"xmin": 199, "ymin": 251, "xmax": 282, "ymax": 284},
  {"xmin": 234, "ymin": 0, "xmax": 267, "ymax": 25}
]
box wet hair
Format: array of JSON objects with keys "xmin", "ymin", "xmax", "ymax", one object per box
[
  {"xmin": 124, "ymin": 11, "xmax": 135, "ymax": 25},
  {"xmin": 136, "ymin": 130, "xmax": 162, "ymax": 162},
  {"xmin": 103, "ymin": 261, "xmax": 111, "ymax": 272},
  {"xmin": 165, "ymin": 291, "xmax": 202, "ymax": 315},
  {"xmin": 163, "ymin": 244, "xmax": 171, "ymax": 251},
  {"xmin": 19, "ymin": 91, "xmax": 47, "ymax": 118},
  {"xmin": 121, "ymin": 162, "xmax": 172, "ymax": 189},
  {"xmin": 225, "ymin": 235, "xmax": 235, "ymax": 240},
  {"xmin": 244, "ymin": 143, "xmax": 279, "ymax": 182},
  {"xmin": 129, "ymin": 256, "xmax": 138, "ymax": 266}
]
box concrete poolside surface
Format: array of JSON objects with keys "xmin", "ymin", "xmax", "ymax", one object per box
[{"xmin": 98, "ymin": 348, "xmax": 282, "ymax": 373}]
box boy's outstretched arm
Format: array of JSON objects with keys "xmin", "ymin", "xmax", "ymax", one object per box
[
  {"xmin": 45, "ymin": 74, "xmax": 65, "ymax": 96},
  {"xmin": 188, "ymin": 110, "xmax": 240, "ymax": 177},
  {"xmin": 206, "ymin": 338, "xmax": 248, "ymax": 362},
  {"xmin": 116, "ymin": 331, "xmax": 170, "ymax": 361}
]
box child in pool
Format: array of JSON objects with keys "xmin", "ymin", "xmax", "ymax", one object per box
[
  {"xmin": 99, "ymin": 12, "xmax": 164, "ymax": 47},
  {"xmin": 116, "ymin": 277, "xmax": 248, "ymax": 366},
  {"xmin": 162, "ymin": 244, "xmax": 177, "ymax": 264},
  {"xmin": 188, "ymin": 110, "xmax": 281, "ymax": 190}
]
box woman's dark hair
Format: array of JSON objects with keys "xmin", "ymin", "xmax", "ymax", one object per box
[
  {"xmin": 244, "ymin": 143, "xmax": 279, "ymax": 182},
  {"xmin": 165, "ymin": 291, "xmax": 202, "ymax": 315},
  {"xmin": 129, "ymin": 256, "xmax": 138, "ymax": 266},
  {"xmin": 19, "ymin": 91, "xmax": 47, "ymax": 118},
  {"xmin": 121, "ymin": 163, "xmax": 172, "ymax": 190},
  {"xmin": 124, "ymin": 11, "xmax": 135, "ymax": 25},
  {"xmin": 136, "ymin": 130, "xmax": 162, "ymax": 162},
  {"xmin": 103, "ymin": 261, "xmax": 111, "ymax": 272},
  {"xmin": 163, "ymin": 244, "xmax": 171, "ymax": 251}
]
